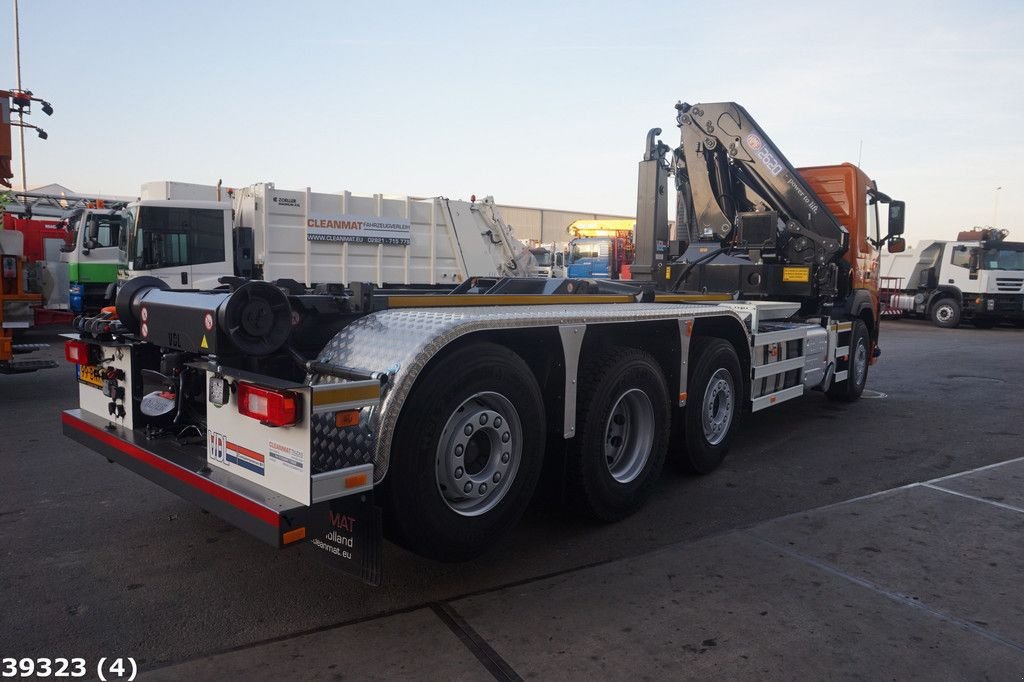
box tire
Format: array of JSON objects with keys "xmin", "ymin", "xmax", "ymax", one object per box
[
  {"xmin": 930, "ymin": 298, "xmax": 961, "ymax": 328},
  {"xmin": 972, "ymin": 318, "xmax": 996, "ymax": 329},
  {"xmin": 565, "ymin": 347, "xmax": 670, "ymax": 522},
  {"xmin": 383, "ymin": 342, "xmax": 545, "ymax": 562},
  {"xmin": 673, "ymin": 337, "xmax": 742, "ymax": 474},
  {"xmin": 827, "ymin": 319, "xmax": 869, "ymax": 402}
]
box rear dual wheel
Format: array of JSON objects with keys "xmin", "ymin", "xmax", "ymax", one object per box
[
  {"xmin": 385, "ymin": 343, "xmax": 545, "ymax": 562},
  {"xmin": 566, "ymin": 348, "xmax": 670, "ymax": 522}
]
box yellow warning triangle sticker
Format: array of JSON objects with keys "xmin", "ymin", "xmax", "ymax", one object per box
[{"xmin": 200, "ymin": 335, "xmax": 209, "ymax": 349}]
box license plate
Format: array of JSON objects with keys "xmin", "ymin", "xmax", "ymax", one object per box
[{"xmin": 77, "ymin": 364, "xmax": 104, "ymax": 388}]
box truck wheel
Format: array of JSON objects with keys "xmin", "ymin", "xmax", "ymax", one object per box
[
  {"xmin": 384, "ymin": 342, "xmax": 545, "ymax": 562},
  {"xmin": 566, "ymin": 348, "xmax": 669, "ymax": 522},
  {"xmin": 930, "ymin": 298, "xmax": 961, "ymax": 328},
  {"xmin": 827, "ymin": 319, "xmax": 869, "ymax": 402},
  {"xmin": 674, "ymin": 338, "xmax": 742, "ymax": 474}
]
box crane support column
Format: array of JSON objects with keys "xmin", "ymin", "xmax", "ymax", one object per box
[{"xmin": 633, "ymin": 128, "xmax": 670, "ymax": 284}]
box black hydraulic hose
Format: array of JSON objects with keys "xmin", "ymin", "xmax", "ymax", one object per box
[
  {"xmin": 671, "ymin": 246, "xmax": 731, "ymax": 292},
  {"xmin": 173, "ymin": 371, "xmax": 187, "ymax": 425}
]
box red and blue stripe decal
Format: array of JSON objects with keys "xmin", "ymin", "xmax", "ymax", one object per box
[{"xmin": 226, "ymin": 441, "xmax": 266, "ymax": 476}]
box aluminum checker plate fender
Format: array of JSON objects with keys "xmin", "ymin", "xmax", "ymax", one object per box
[{"xmin": 310, "ymin": 303, "xmax": 745, "ymax": 483}]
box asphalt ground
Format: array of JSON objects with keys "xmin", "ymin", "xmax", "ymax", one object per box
[{"xmin": 1, "ymin": 318, "xmax": 1022, "ymax": 678}]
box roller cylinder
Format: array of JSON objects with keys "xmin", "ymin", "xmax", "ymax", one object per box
[{"xmin": 115, "ymin": 280, "xmax": 292, "ymax": 356}]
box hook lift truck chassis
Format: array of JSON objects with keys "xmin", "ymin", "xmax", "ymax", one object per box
[{"xmin": 61, "ymin": 102, "xmax": 905, "ymax": 584}]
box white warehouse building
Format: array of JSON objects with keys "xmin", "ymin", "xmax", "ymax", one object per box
[{"xmin": 493, "ymin": 203, "xmax": 634, "ymax": 244}]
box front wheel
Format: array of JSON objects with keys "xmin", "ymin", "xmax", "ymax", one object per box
[
  {"xmin": 673, "ymin": 337, "xmax": 742, "ymax": 475},
  {"xmin": 827, "ymin": 319, "xmax": 870, "ymax": 402},
  {"xmin": 383, "ymin": 342, "xmax": 545, "ymax": 561},
  {"xmin": 930, "ymin": 298, "xmax": 961, "ymax": 328}
]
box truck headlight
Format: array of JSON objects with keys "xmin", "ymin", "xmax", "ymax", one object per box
[{"xmin": 987, "ymin": 299, "xmax": 995, "ymax": 311}]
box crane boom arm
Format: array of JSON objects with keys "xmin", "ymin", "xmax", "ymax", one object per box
[{"xmin": 673, "ymin": 101, "xmax": 848, "ymax": 265}]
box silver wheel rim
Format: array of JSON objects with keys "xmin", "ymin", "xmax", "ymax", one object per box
[
  {"xmin": 435, "ymin": 391, "xmax": 521, "ymax": 517},
  {"xmin": 936, "ymin": 304, "xmax": 954, "ymax": 323},
  {"xmin": 702, "ymin": 368, "xmax": 734, "ymax": 446},
  {"xmin": 603, "ymin": 388, "xmax": 655, "ymax": 484},
  {"xmin": 853, "ymin": 337, "xmax": 868, "ymax": 387}
]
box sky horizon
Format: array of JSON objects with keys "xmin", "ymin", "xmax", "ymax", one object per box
[{"xmin": 3, "ymin": 0, "xmax": 1021, "ymax": 243}]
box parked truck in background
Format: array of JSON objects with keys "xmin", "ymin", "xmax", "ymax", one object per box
[
  {"xmin": 566, "ymin": 235, "xmax": 634, "ymax": 279},
  {"xmin": 62, "ymin": 100, "xmax": 904, "ymax": 584},
  {"xmin": 880, "ymin": 228, "xmax": 1024, "ymax": 328},
  {"xmin": 566, "ymin": 219, "xmax": 636, "ymax": 279},
  {"xmin": 527, "ymin": 243, "xmax": 567, "ymax": 278},
  {"xmin": 61, "ymin": 205, "xmax": 125, "ymax": 313},
  {"xmin": 118, "ymin": 181, "xmax": 537, "ymax": 291},
  {"xmin": 0, "ymin": 228, "xmax": 56, "ymax": 373}
]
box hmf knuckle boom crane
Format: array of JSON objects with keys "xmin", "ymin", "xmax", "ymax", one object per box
[{"xmin": 60, "ymin": 101, "xmax": 904, "ymax": 584}]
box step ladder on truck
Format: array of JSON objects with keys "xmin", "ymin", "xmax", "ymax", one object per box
[{"xmin": 61, "ymin": 100, "xmax": 905, "ymax": 584}]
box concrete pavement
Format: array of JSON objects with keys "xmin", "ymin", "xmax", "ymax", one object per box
[{"xmin": 147, "ymin": 457, "xmax": 1024, "ymax": 680}]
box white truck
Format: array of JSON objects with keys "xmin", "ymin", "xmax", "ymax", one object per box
[
  {"xmin": 880, "ymin": 228, "xmax": 1024, "ymax": 328},
  {"xmin": 119, "ymin": 181, "xmax": 536, "ymax": 292},
  {"xmin": 61, "ymin": 101, "xmax": 905, "ymax": 584},
  {"xmin": 527, "ymin": 242, "xmax": 567, "ymax": 278}
]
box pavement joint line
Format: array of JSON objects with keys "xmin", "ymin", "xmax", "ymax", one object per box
[
  {"xmin": 922, "ymin": 483, "xmax": 1024, "ymax": 516},
  {"xmin": 925, "ymin": 455, "xmax": 1024, "ymax": 485},
  {"xmin": 139, "ymin": 556, "xmax": 618, "ymax": 674},
  {"xmin": 739, "ymin": 454, "xmax": 1024, "ymax": 531},
  {"xmin": 742, "ymin": 530, "xmax": 1024, "ymax": 656},
  {"xmin": 140, "ymin": 602, "xmax": 431, "ymax": 673},
  {"xmin": 430, "ymin": 602, "xmax": 523, "ymax": 682}
]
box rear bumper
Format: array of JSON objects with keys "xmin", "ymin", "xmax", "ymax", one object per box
[{"xmin": 61, "ymin": 409, "xmax": 308, "ymax": 547}]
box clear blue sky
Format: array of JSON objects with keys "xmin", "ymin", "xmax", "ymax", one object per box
[{"xmin": 3, "ymin": 0, "xmax": 1022, "ymax": 242}]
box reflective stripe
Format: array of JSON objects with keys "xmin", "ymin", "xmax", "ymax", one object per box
[
  {"xmin": 654, "ymin": 293, "xmax": 734, "ymax": 303},
  {"xmin": 310, "ymin": 381, "xmax": 381, "ymax": 413}
]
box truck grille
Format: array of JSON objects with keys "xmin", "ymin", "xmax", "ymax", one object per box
[{"xmin": 995, "ymin": 277, "xmax": 1024, "ymax": 292}]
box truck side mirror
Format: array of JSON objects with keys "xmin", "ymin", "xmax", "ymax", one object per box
[
  {"xmin": 887, "ymin": 237, "xmax": 906, "ymax": 254},
  {"xmin": 888, "ymin": 200, "xmax": 906, "ymax": 237}
]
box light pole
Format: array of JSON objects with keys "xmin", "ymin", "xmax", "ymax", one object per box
[
  {"xmin": 993, "ymin": 186, "xmax": 1002, "ymax": 227},
  {"xmin": 13, "ymin": 0, "xmax": 26, "ymax": 193}
]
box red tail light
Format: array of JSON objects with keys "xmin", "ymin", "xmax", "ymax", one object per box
[
  {"xmin": 64, "ymin": 339, "xmax": 94, "ymax": 366},
  {"xmin": 237, "ymin": 382, "xmax": 298, "ymax": 427}
]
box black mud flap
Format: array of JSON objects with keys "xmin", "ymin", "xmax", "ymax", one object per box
[{"xmin": 305, "ymin": 491, "xmax": 383, "ymax": 586}]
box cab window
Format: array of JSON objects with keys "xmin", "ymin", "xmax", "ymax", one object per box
[
  {"xmin": 93, "ymin": 217, "xmax": 121, "ymax": 248},
  {"xmin": 866, "ymin": 195, "xmax": 880, "ymax": 250},
  {"xmin": 950, "ymin": 246, "xmax": 972, "ymax": 268}
]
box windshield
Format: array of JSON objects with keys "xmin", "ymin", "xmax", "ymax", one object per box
[
  {"xmin": 530, "ymin": 249, "xmax": 553, "ymax": 267},
  {"xmin": 129, "ymin": 206, "xmax": 225, "ymax": 269},
  {"xmin": 980, "ymin": 247, "xmax": 1024, "ymax": 271},
  {"xmin": 60, "ymin": 211, "xmax": 83, "ymax": 252},
  {"xmin": 571, "ymin": 240, "xmax": 605, "ymax": 260}
]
